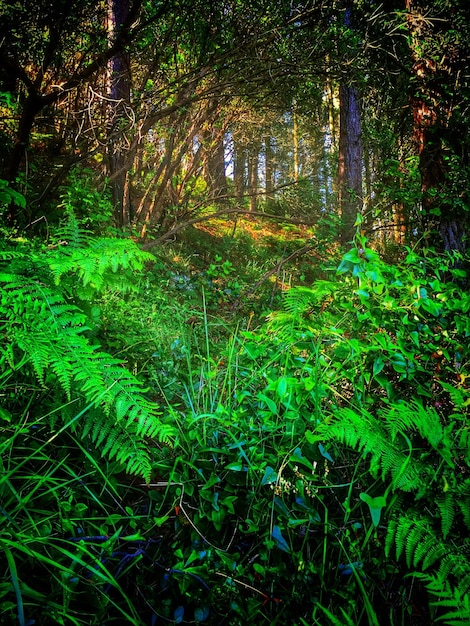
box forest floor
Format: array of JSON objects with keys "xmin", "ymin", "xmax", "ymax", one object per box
[{"xmin": 158, "ymin": 216, "xmax": 338, "ymax": 322}]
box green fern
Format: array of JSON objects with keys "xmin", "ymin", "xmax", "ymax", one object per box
[
  {"xmin": 415, "ymin": 573, "xmax": 470, "ymax": 625},
  {"xmin": 318, "ymin": 399, "xmax": 470, "ymax": 624},
  {"xmin": 456, "ymin": 480, "xmax": 470, "ymax": 529},
  {"xmin": 436, "ymin": 491, "xmax": 456, "ymax": 539},
  {"xmin": 317, "ymin": 401, "xmax": 463, "ymax": 495},
  {"xmin": 385, "ymin": 517, "xmax": 446, "ymax": 570},
  {"xmin": 317, "ymin": 406, "xmax": 420, "ymax": 492},
  {"xmin": 267, "ymin": 282, "xmax": 338, "ymax": 338},
  {"xmin": 0, "ymin": 239, "xmax": 175, "ymax": 481},
  {"xmin": 48, "ymin": 214, "xmax": 154, "ymax": 296}
]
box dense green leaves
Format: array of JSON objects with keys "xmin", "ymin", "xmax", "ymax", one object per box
[{"xmin": 0, "ymin": 217, "xmax": 175, "ymax": 480}]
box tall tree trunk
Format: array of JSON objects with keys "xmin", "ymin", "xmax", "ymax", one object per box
[
  {"xmin": 337, "ymin": 6, "xmax": 363, "ymax": 245},
  {"xmin": 326, "ymin": 62, "xmax": 337, "ymax": 152},
  {"xmin": 293, "ymin": 102, "xmax": 299, "ymax": 182},
  {"xmin": 247, "ymin": 144, "xmax": 259, "ymax": 212},
  {"xmin": 265, "ymin": 135, "xmax": 274, "ymax": 209},
  {"xmin": 405, "ymin": 0, "xmax": 468, "ymax": 253},
  {"xmin": 107, "ymin": 0, "xmax": 132, "ymax": 227},
  {"xmin": 233, "ymin": 138, "xmax": 246, "ymax": 203},
  {"xmin": 203, "ymin": 129, "xmax": 227, "ymax": 201},
  {"xmin": 6, "ymin": 93, "xmax": 44, "ymax": 224},
  {"xmin": 338, "ymin": 82, "xmax": 363, "ymax": 245}
]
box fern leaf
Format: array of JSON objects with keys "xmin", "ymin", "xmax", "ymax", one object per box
[
  {"xmin": 416, "ymin": 573, "xmax": 470, "ymax": 626},
  {"xmin": 386, "ymin": 516, "xmax": 441, "ymax": 569},
  {"xmin": 318, "ymin": 407, "xmax": 419, "ymax": 491},
  {"xmin": 437, "ymin": 492, "xmax": 456, "ymax": 539}
]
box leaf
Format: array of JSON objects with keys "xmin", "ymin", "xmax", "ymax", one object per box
[
  {"xmin": 390, "ymin": 353, "xmax": 407, "ymax": 373},
  {"xmin": 174, "ymin": 606, "xmax": 185, "ymax": 623},
  {"xmin": 373, "ymin": 356, "xmax": 385, "ymax": 377},
  {"xmin": 194, "ymin": 606, "xmax": 210, "ymax": 622},
  {"xmin": 338, "ymin": 561, "xmax": 363, "ymax": 576},
  {"xmin": 261, "ymin": 466, "xmax": 278, "ymax": 485},
  {"xmin": 318, "ymin": 443, "xmax": 334, "ymax": 463},
  {"xmin": 225, "ymin": 462, "xmax": 246, "ymax": 472},
  {"xmin": 277, "ymin": 376, "xmax": 288, "ymax": 399},
  {"xmin": 410, "ymin": 331, "xmax": 420, "ymax": 347},
  {"xmin": 272, "ymin": 525, "xmax": 290, "ymax": 552},
  {"xmin": 305, "ymin": 429, "xmax": 319, "ymax": 444},
  {"xmin": 273, "ymin": 496, "xmax": 291, "ymax": 518},
  {"xmin": 257, "ymin": 392, "xmax": 278, "ymax": 415},
  {"xmin": 359, "ymin": 492, "xmax": 387, "ymax": 527}
]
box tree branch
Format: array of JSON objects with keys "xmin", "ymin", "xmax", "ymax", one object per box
[{"xmin": 140, "ymin": 206, "xmax": 318, "ymax": 249}]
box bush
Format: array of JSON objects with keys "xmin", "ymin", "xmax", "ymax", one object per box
[{"xmin": 3, "ymin": 220, "xmax": 469, "ymax": 624}]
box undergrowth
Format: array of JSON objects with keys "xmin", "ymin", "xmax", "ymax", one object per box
[{"xmin": 1, "ymin": 182, "xmax": 470, "ymax": 624}]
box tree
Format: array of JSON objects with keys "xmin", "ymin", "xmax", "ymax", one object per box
[
  {"xmin": 0, "ymin": 0, "xmax": 144, "ymax": 225},
  {"xmin": 107, "ymin": 0, "xmax": 133, "ymax": 226},
  {"xmin": 404, "ymin": 0, "xmax": 470, "ymax": 252},
  {"xmin": 338, "ymin": 81, "xmax": 363, "ymax": 244},
  {"xmin": 337, "ymin": 6, "xmax": 363, "ymax": 245}
]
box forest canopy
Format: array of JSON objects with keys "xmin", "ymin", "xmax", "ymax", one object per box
[{"xmin": 0, "ymin": 0, "xmax": 468, "ymax": 248}]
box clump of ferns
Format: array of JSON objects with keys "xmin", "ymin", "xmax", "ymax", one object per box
[
  {"xmin": 0, "ymin": 231, "xmax": 176, "ymax": 482},
  {"xmin": 313, "ymin": 400, "xmax": 470, "ymax": 623}
]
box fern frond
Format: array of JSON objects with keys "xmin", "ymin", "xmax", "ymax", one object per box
[
  {"xmin": 415, "ymin": 573, "xmax": 470, "ymax": 626},
  {"xmin": 457, "ymin": 428, "xmax": 470, "ymax": 463},
  {"xmin": 456, "ymin": 481, "xmax": 470, "ymax": 531},
  {"xmin": 436, "ymin": 492, "xmax": 456, "ymax": 539},
  {"xmin": 48, "ymin": 237, "xmax": 154, "ymax": 293},
  {"xmin": 318, "ymin": 407, "xmax": 419, "ymax": 491},
  {"xmin": 386, "ymin": 516, "xmax": 445, "ymax": 570},
  {"xmin": 384, "ymin": 401, "xmax": 455, "ymax": 467},
  {"xmin": 267, "ymin": 282, "xmax": 338, "ymax": 338},
  {"xmin": 0, "ymin": 238, "xmax": 174, "ymax": 479},
  {"xmin": 79, "ymin": 407, "xmax": 169, "ymax": 482}
]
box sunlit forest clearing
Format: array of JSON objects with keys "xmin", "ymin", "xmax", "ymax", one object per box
[{"xmin": 1, "ymin": 1, "xmax": 470, "ymax": 624}]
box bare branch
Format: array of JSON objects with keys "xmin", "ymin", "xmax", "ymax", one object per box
[{"xmin": 140, "ymin": 206, "xmax": 318, "ymax": 249}]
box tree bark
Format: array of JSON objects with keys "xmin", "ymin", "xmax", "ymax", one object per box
[
  {"xmin": 203, "ymin": 128, "xmax": 227, "ymax": 201},
  {"xmin": 247, "ymin": 144, "xmax": 259, "ymax": 212},
  {"xmin": 293, "ymin": 102, "xmax": 299, "ymax": 182},
  {"xmin": 233, "ymin": 137, "xmax": 246, "ymax": 202},
  {"xmin": 107, "ymin": 0, "xmax": 132, "ymax": 227},
  {"xmin": 265, "ymin": 135, "xmax": 274, "ymax": 208},
  {"xmin": 405, "ymin": 0, "xmax": 469, "ymax": 253},
  {"xmin": 338, "ymin": 82, "xmax": 363, "ymax": 245}
]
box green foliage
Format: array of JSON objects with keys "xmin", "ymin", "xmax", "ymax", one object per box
[
  {"xmin": 3, "ymin": 222, "xmax": 470, "ymax": 625},
  {"xmin": 58, "ymin": 168, "xmax": 115, "ymax": 233},
  {"xmin": 0, "ymin": 218, "xmax": 175, "ymax": 481},
  {"xmin": 415, "ymin": 574, "xmax": 470, "ymax": 625},
  {"xmin": 0, "ymin": 178, "xmax": 26, "ymax": 214},
  {"xmin": 268, "ymin": 235, "xmax": 470, "ymax": 410},
  {"xmin": 314, "ymin": 401, "xmax": 458, "ymax": 494},
  {"xmin": 0, "ymin": 414, "xmax": 156, "ymax": 625}
]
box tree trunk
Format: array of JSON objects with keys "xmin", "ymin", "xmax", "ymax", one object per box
[
  {"xmin": 6, "ymin": 92, "xmax": 45, "ymax": 224},
  {"xmin": 405, "ymin": 0, "xmax": 468, "ymax": 253},
  {"xmin": 293, "ymin": 102, "xmax": 299, "ymax": 182},
  {"xmin": 247, "ymin": 144, "xmax": 259, "ymax": 212},
  {"xmin": 265, "ymin": 135, "xmax": 274, "ymax": 209},
  {"xmin": 107, "ymin": 0, "xmax": 132, "ymax": 227},
  {"xmin": 233, "ymin": 138, "xmax": 246, "ymax": 203},
  {"xmin": 326, "ymin": 62, "xmax": 337, "ymax": 152},
  {"xmin": 338, "ymin": 82, "xmax": 363, "ymax": 245},
  {"xmin": 203, "ymin": 129, "xmax": 227, "ymax": 201}
]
